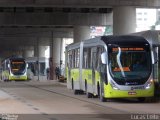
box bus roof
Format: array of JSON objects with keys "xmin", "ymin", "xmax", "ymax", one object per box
[
  {"xmin": 66, "ymin": 30, "xmax": 160, "ymax": 49},
  {"xmin": 1, "ymin": 56, "xmax": 25, "ymax": 63},
  {"xmin": 9, "ymin": 57, "xmax": 25, "ymax": 61},
  {"xmin": 101, "ymin": 35, "xmax": 149, "ymax": 46},
  {"xmin": 131, "ymin": 30, "xmax": 160, "ymax": 46}
]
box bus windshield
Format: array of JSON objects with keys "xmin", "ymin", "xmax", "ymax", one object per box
[
  {"xmin": 108, "ymin": 46, "xmax": 152, "ymax": 85},
  {"xmin": 11, "ymin": 60, "xmax": 26, "ymax": 75}
]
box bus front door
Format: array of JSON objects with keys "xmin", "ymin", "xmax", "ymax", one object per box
[{"xmin": 91, "ymin": 47, "xmax": 97, "ymax": 93}]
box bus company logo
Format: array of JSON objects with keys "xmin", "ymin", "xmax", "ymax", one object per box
[
  {"xmin": 128, "ymin": 91, "xmax": 137, "ymax": 95},
  {"xmin": 131, "ymin": 86, "xmax": 145, "ymax": 90},
  {"xmin": 126, "ymin": 82, "xmax": 138, "ymax": 86}
]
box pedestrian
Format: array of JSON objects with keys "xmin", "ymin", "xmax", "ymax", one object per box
[
  {"xmin": 46, "ymin": 68, "xmax": 50, "ymax": 80},
  {"xmin": 55, "ymin": 67, "xmax": 60, "ymax": 79}
]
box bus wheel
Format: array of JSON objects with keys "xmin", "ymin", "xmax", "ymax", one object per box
[
  {"xmin": 3, "ymin": 77, "xmax": 7, "ymax": 82},
  {"xmin": 98, "ymin": 83, "xmax": 106, "ymax": 102},
  {"xmin": 74, "ymin": 90, "xmax": 79, "ymax": 95},
  {"xmin": 85, "ymin": 81, "xmax": 93, "ymax": 98},
  {"xmin": 72, "ymin": 79, "xmax": 79, "ymax": 95},
  {"xmin": 145, "ymin": 97, "xmax": 160, "ymax": 103},
  {"xmin": 100, "ymin": 94, "xmax": 106, "ymax": 102},
  {"xmin": 87, "ymin": 92, "xmax": 93, "ymax": 98},
  {"xmin": 71, "ymin": 79, "xmax": 74, "ymax": 90},
  {"xmin": 137, "ymin": 97, "xmax": 145, "ymax": 102},
  {"xmin": 152, "ymin": 97, "xmax": 160, "ymax": 102}
]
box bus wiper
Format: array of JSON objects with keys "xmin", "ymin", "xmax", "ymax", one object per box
[
  {"xmin": 136, "ymin": 75, "xmax": 143, "ymax": 79},
  {"xmin": 116, "ymin": 47, "xmax": 126, "ymax": 77},
  {"xmin": 119, "ymin": 75, "xmax": 143, "ymax": 81},
  {"xmin": 119, "ymin": 76, "xmax": 128, "ymax": 80}
]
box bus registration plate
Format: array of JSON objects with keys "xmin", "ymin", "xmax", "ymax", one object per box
[
  {"xmin": 16, "ymin": 76, "xmax": 20, "ymax": 79},
  {"xmin": 128, "ymin": 91, "xmax": 137, "ymax": 95}
]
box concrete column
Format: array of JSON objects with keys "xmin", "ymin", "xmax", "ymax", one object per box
[
  {"xmin": 74, "ymin": 26, "xmax": 91, "ymax": 43},
  {"xmin": 34, "ymin": 42, "xmax": 46, "ymax": 58},
  {"xmin": 61, "ymin": 39, "xmax": 65, "ymax": 64},
  {"xmin": 50, "ymin": 37, "xmax": 62, "ymax": 80},
  {"xmin": 113, "ymin": 6, "xmax": 136, "ymax": 35},
  {"xmin": 34, "ymin": 37, "xmax": 47, "ymax": 58},
  {"xmin": 22, "ymin": 46, "xmax": 34, "ymax": 58},
  {"xmin": 23, "ymin": 50, "xmax": 33, "ymax": 58},
  {"xmin": 49, "ymin": 32, "xmax": 54, "ymax": 80},
  {"xmin": 53, "ymin": 38, "xmax": 62, "ymax": 66},
  {"xmin": 12, "ymin": 50, "xmax": 23, "ymax": 58},
  {"xmin": 34, "ymin": 47, "xmax": 38, "ymax": 57},
  {"xmin": 34, "ymin": 38, "xmax": 39, "ymax": 57},
  {"xmin": 53, "ymin": 38, "xmax": 62, "ymax": 70},
  {"xmin": 38, "ymin": 46, "xmax": 47, "ymax": 58}
]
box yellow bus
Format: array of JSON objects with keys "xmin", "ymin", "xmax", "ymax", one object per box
[
  {"xmin": 1, "ymin": 57, "xmax": 28, "ymax": 81},
  {"xmin": 65, "ymin": 32, "xmax": 160, "ymax": 102}
]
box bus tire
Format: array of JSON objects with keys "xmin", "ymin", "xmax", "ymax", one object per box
[
  {"xmin": 98, "ymin": 83, "xmax": 106, "ymax": 102},
  {"xmin": 145, "ymin": 97, "xmax": 159, "ymax": 103},
  {"xmin": 137, "ymin": 97, "xmax": 146, "ymax": 102},
  {"xmin": 87, "ymin": 92, "xmax": 92, "ymax": 98},
  {"xmin": 71, "ymin": 79, "xmax": 74, "ymax": 90},
  {"xmin": 99, "ymin": 91, "xmax": 106, "ymax": 102},
  {"xmin": 71, "ymin": 79, "xmax": 80, "ymax": 95},
  {"xmin": 85, "ymin": 80, "xmax": 87, "ymax": 91},
  {"xmin": 74, "ymin": 90, "xmax": 79, "ymax": 95},
  {"xmin": 100, "ymin": 96, "xmax": 106, "ymax": 102},
  {"xmin": 85, "ymin": 81, "xmax": 93, "ymax": 98}
]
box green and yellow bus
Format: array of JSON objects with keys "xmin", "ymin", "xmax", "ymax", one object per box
[
  {"xmin": 65, "ymin": 31, "xmax": 160, "ymax": 102},
  {"xmin": 1, "ymin": 57, "xmax": 28, "ymax": 81}
]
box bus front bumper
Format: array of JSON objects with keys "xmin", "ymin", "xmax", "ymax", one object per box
[
  {"xmin": 9, "ymin": 76, "xmax": 27, "ymax": 80},
  {"xmin": 104, "ymin": 84, "xmax": 154, "ymax": 98}
]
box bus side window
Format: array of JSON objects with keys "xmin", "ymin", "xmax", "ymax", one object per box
[
  {"xmin": 83, "ymin": 48, "xmax": 88, "ymax": 69},
  {"xmin": 83, "ymin": 48, "xmax": 91, "ymax": 69},
  {"xmin": 68, "ymin": 50, "xmax": 73, "ymax": 68},
  {"xmin": 97, "ymin": 47, "xmax": 102, "ymax": 71},
  {"xmin": 91, "ymin": 47, "xmax": 97, "ymax": 70},
  {"xmin": 88, "ymin": 48, "xmax": 91, "ymax": 69},
  {"xmin": 75, "ymin": 48, "xmax": 80, "ymax": 68}
]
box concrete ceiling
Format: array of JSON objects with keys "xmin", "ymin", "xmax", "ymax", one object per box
[
  {"xmin": 0, "ymin": 0, "xmax": 159, "ymax": 58},
  {"xmin": 0, "ymin": 6, "xmax": 112, "ymax": 54},
  {"xmin": 0, "ymin": 27, "xmax": 73, "ymax": 50},
  {"xmin": 0, "ymin": 0, "xmax": 159, "ymax": 8}
]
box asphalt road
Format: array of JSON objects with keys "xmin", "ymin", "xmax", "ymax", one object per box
[{"xmin": 0, "ymin": 80, "xmax": 159, "ymax": 120}]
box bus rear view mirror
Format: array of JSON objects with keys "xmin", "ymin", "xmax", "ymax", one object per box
[{"xmin": 101, "ymin": 52, "xmax": 107, "ymax": 64}]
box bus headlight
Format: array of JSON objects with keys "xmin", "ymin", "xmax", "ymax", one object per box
[
  {"xmin": 145, "ymin": 79, "xmax": 153, "ymax": 89},
  {"xmin": 110, "ymin": 81, "xmax": 119, "ymax": 90}
]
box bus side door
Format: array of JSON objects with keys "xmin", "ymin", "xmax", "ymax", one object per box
[{"xmin": 91, "ymin": 47, "xmax": 97, "ymax": 93}]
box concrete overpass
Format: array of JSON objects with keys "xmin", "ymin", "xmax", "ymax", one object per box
[
  {"xmin": 0, "ymin": 0, "xmax": 159, "ymax": 7},
  {"xmin": 0, "ymin": 0, "xmax": 159, "ymax": 79}
]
